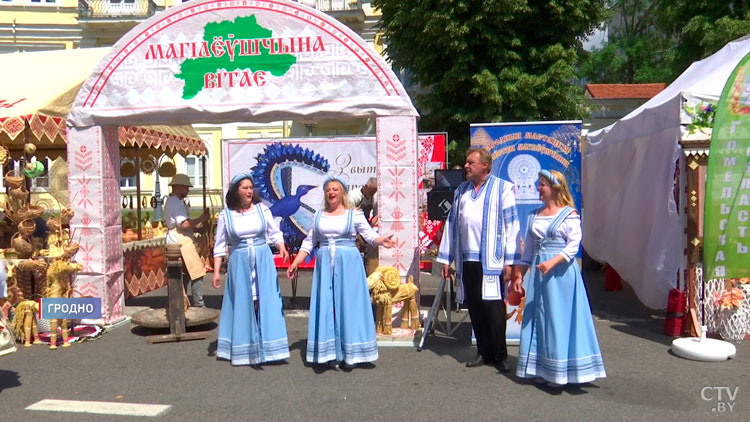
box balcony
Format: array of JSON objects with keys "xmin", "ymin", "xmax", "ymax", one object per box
[
  {"xmin": 78, "ymin": 0, "xmax": 157, "ymax": 19},
  {"xmin": 315, "ymin": 0, "xmax": 365, "ymax": 26}
]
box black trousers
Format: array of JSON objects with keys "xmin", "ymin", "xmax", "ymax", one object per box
[{"xmin": 462, "ymin": 261, "xmax": 507, "ymax": 362}]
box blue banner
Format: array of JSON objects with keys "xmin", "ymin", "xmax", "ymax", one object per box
[
  {"xmin": 40, "ymin": 298, "xmax": 102, "ymax": 320},
  {"xmin": 470, "ymin": 121, "xmax": 582, "ymax": 343},
  {"xmin": 470, "ymin": 121, "xmax": 582, "ymax": 240}
]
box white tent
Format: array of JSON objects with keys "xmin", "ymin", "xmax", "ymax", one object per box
[{"xmin": 583, "ymin": 36, "xmax": 750, "ymax": 309}]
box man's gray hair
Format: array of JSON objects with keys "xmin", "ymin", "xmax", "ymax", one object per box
[{"xmin": 365, "ymin": 177, "xmax": 377, "ymax": 188}]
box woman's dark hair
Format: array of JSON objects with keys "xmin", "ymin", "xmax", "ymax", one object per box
[{"xmin": 225, "ymin": 177, "xmax": 262, "ymax": 210}]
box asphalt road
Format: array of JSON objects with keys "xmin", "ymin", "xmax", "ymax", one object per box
[{"xmin": 1, "ymin": 269, "xmax": 749, "ymax": 421}]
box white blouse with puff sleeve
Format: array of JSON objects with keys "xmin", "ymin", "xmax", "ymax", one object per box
[
  {"xmin": 213, "ymin": 204, "xmax": 284, "ymax": 258},
  {"xmin": 300, "ymin": 210, "xmax": 378, "ymax": 254},
  {"xmin": 520, "ymin": 211, "xmax": 581, "ymax": 266}
]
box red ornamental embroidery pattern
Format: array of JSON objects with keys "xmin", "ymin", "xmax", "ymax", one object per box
[
  {"xmin": 76, "ymin": 282, "xmax": 98, "ymax": 298},
  {"xmin": 75, "ymin": 175, "xmax": 95, "ymax": 209},
  {"xmin": 390, "ymin": 208, "xmax": 404, "ymax": 232},
  {"xmin": 75, "ymin": 145, "xmax": 93, "ymax": 172},
  {"xmin": 390, "ymin": 237, "xmax": 407, "ymax": 272},
  {"xmin": 387, "ymin": 168, "xmax": 406, "ymax": 201},
  {"xmin": 78, "ymin": 243, "xmax": 96, "ymax": 273},
  {"xmin": 79, "ymin": 214, "xmax": 94, "ymax": 237},
  {"xmin": 386, "ymin": 133, "xmax": 407, "ymax": 161},
  {"xmin": 418, "ymin": 136, "xmax": 435, "ymax": 180}
]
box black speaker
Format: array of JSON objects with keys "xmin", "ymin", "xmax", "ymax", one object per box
[{"xmin": 427, "ymin": 190, "xmax": 455, "ymax": 220}]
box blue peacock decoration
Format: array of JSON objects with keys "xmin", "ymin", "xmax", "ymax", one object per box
[{"xmin": 250, "ymin": 143, "xmax": 330, "ymax": 249}]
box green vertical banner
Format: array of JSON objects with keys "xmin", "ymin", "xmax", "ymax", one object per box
[{"xmin": 704, "ymin": 53, "xmax": 750, "ymax": 280}]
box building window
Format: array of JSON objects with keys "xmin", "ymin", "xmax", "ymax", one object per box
[{"xmin": 184, "ymin": 155, "xmax": 205, "ymax": 187}]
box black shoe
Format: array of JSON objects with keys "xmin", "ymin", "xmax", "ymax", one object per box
[
  {"xmin": 465, "ymin": 355, "xmax": 490, "ymax": 368},
  {"xmin": 495, "ymin": 359, "xmax": 512, "ymax": 373}
]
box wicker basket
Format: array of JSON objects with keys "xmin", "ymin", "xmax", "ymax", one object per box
[
  {"xmin": 61, "ymin": 208, "xmax": 74, "ymax": 225},
  {"xmin": 18, "ymin": 219, "xmax": 37, "ymax": 237},
  {"xmin": 9, "ymin": 186, "xmax": 27, "ymax": 201},
  {"xmin": 47, "ymin": 216, "xmax": 61, "ymax": 232},
  {"xmin": 11, "ymin": 233, "xmax": 33, "ymax": 257},
  {"xmin": 3, "ymin": 171, "xmax": 24, "ymax": 189},
  {"xmin": 26, "ymin": 204, "xmax": 44, "ymax": 219},
  {"xmin": 17, "ymin": 259, "xmax": 47, "ymax": 273}
]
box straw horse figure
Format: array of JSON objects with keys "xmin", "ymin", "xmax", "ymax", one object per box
[
  {"xmin": 44, "ymin": 261, "xmax": 83, "ymax": 349},
  {"xmin": 367, "ymin": 266, "xmax": 420, "ymax": 335},
  {"xmin": 11, "ymin": 300, "xmax": 42, "ymax": 347}
]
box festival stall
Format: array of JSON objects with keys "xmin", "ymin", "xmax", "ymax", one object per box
[
  {"xmin": 0, "ymin": 48, "xmax": 208, "ymax": 327},
  {"xmin": 584, "ymin": 36, "xmax": 750, "ymax": 341},
  {"xmin": 65, "ymin": 0, "xmax": 420, "ymax": 325}
]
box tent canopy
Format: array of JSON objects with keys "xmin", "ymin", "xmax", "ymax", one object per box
[
  {"xmin": 584, "ymin": 36, "xmax": 750, "ymax": 309},
  {"xmin": 67, "ymin": 0, "xmax": 418, "ymax": 128},
  {"xmin": 0, "ymin": 48, "xmax": 205, "ymax": 157}
]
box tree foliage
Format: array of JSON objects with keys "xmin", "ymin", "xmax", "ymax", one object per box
[
  {"xmin": 582, "ymin": 1, "xmax": 750, "ymax": 84},
  {"xmin": 373, "ymin": 0, "xmax": 606, "ymax": 163}
]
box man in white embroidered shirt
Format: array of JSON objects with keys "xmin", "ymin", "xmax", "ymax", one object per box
[{"xmin": 436, "ymin": 148, "xmax": 521, "ymax": 372}]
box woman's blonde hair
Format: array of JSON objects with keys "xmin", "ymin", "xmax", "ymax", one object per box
[
  {"xmin": 322, "ymin": 178, "xmax": 353, "ymax": 211},
  {"xmin": 540, "ymin": 170, "xmax": 575, "ymax": 208}
]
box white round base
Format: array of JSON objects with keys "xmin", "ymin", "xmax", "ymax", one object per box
[{"xmin": 671, "ymin": 337, "xmax": 737, "ymax": 362}]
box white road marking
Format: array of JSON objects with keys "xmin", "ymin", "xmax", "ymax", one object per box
[{"xmin": 26, "ymin": 399, "xmax": 171, "ymax": 417}]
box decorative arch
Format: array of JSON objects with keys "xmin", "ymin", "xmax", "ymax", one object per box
[{"xmin": 67, "ymin": 0, "xmax": 419, "ymax": 324}]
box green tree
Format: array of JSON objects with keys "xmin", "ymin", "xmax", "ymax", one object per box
[
  {"xmin": 659, "ymin": 1, "xmax": 750, "ymax": 80},
  {"xmin": 373, "ymin": 0, "xmax": 607, "ymax": 164},
  {"xmin": 580, "ymin": 0, "xmax": 673, "ymax": 84},
  {"xmin": 582, "ymin": 1, "xmax": 750, "ymax": 84}
]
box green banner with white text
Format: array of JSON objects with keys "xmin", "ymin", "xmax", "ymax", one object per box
[{"xmin": 704, "ymin": 53, "xmax": 750, "ymax": 280}]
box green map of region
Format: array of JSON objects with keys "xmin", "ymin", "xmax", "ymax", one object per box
[{"xmin": 176, "ymin": 15, "xmax": 297, "ymax": 99}]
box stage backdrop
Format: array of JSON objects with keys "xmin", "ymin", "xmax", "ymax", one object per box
[
  {"xmin": 470, "ymin": 121, "xmax": 583, "ymax": 342},
  {"xmin": 222, "ymin": 134, "xmax": 446, "ymax": 250}
]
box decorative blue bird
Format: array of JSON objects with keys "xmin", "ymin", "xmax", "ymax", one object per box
[
  {"xmin": 269, "ymin": 184, "xmax": 316, "ymax": 218},
  {"xmin": 250, "ymin": 143, "xmax": 330, "ymax": 249}
]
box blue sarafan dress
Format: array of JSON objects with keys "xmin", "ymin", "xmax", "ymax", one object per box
[
  {"xmin": 301, "ymin": 209, "xmax": 379, "ymax": 365},
  {"xmin": 214, "ymin": 205, "xmax": 290, "ymax": 365},
  {"xmin": 516, "ymin": 206, "xmax": 606, "ymax": 384}
]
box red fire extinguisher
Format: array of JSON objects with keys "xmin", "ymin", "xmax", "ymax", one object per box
[
  {"xmin": 603, "ymin": 264, "xmax": 623, "ymax": 292},
  {"xmin": 664, "ymin": 288, "xmax": 686, "ymax": 336}
]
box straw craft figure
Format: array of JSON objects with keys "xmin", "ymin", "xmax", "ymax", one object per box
[{"xmin": 44, "ymin": 261, "xmax": 83, "ymax": 349}]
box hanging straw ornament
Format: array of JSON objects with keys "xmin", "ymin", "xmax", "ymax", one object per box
[
  {"xmin": 23, "ymin": 143, "xmax": 37, "ymax": 156},
  {"xmin": 158, "ymin": 158, "xmax": 176, "ymax": 177},
  {"xmin": 0, "ymin": 145, "xmax": 9, "ymax": 166},
  {"xmin": 141, "ymin": 154, "xmax": 157, "ymax": 175},
  {"xmin": 120, "ymin": 161, "xmax": 136, "ymax": 178}
]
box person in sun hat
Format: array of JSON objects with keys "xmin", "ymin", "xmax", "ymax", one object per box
[{"xmin": 165, "ymin": 173, "xmax": 210, "ymax": 307}]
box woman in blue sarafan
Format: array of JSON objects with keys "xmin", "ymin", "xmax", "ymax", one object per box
[
  {"xmin": 511, "ymin": 170, "xmax": 606, "ymax": 388},
  {"xmin": 212, "ymin": 173, "xmax": 291, "ymax": 366},
  {"xmin": 286, "ymin": 177, "xmax": 395, "ymax": 369}
]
